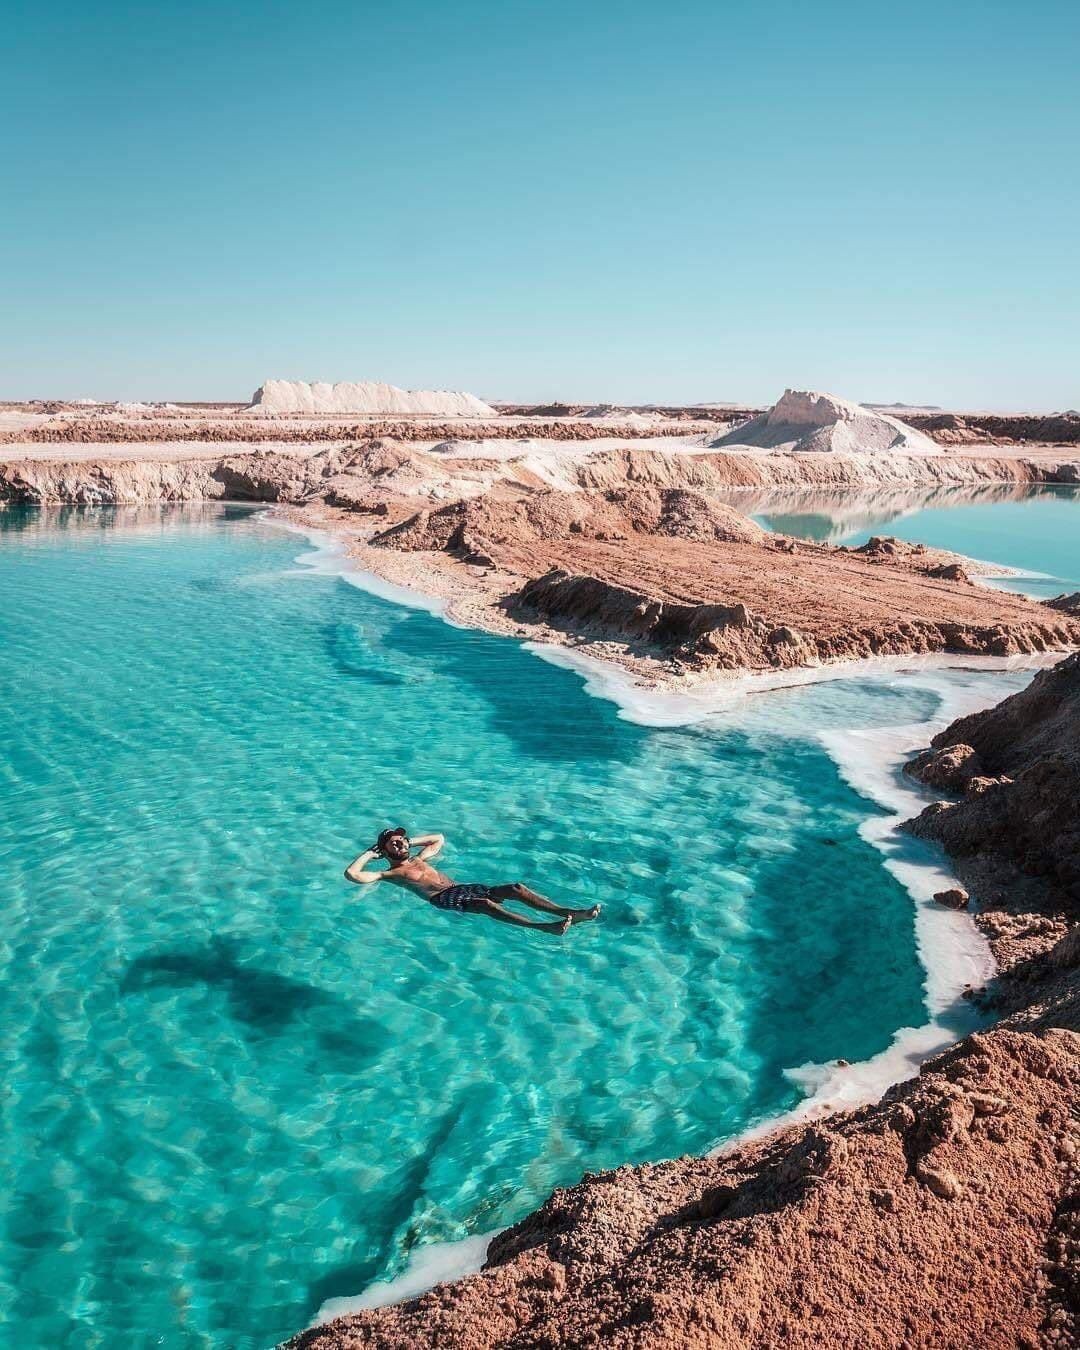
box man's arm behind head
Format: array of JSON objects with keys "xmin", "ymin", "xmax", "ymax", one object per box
[{"xmin": 345, "ymin": 847, "xmax": 385, "ymax": 885}]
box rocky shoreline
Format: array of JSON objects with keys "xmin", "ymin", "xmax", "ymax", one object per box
[
  {"xmin": 3, "ymin": 436, "xmax": 1079, "ymax": 694},
  {"xmin": 285, "ymin": 655, "xmax": 1080, "ymax": 1350},
  {"xmin": 2, "ymin": 439, "xmax": 1077, "ymax": 507}
]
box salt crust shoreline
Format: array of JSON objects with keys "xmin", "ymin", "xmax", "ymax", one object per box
[{"xmin": 263, "ymin": 512, "xmax": 1069, "ymax": 1328}]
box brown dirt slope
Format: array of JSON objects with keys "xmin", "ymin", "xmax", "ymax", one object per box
[
  {"xmin": 907, "ymin": 653, "xmax": 1080, "ymax": 912},
  {"xmin": 909, "ymin": 413, "xmax": 1080, "ymax": 446},
  {"xmin": 371, "ymin": 487, "xmax": 767, "ymax": 554},
  {"xmin": 503, "ymin": 533, "xmax": 1080, "ymax": 671}
]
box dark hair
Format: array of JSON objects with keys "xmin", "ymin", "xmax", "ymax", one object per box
[{"xmin": 376, "ymin": 826, "xmax": 407, "ymax": 856}]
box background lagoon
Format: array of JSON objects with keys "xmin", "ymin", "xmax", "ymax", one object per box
[{"xmin": 738, "ymin": 482, "xmax": 1080, "ymax": 599}]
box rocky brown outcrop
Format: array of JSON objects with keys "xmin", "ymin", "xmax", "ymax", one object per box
[
  {"xmin": 507, "ymin": 566, "xmax": 1080, "ymax": 672},
  {"xmin": 370, "ymin": 488, "xmax": 768, "ymax": 556},
  {"xmin": 285, "ymin": 1021, "xmax": 1080, "ymax": 1350},
  {"xmin": 933, "ymin": 888, "xmax": 970, "ymax": 909},
  {"xmin": 906, "ymin": 653, "xmax": 1080, "ymax": 908},
  {"xmin": 910, "ymin": 413, "xmax": 1080, "ymax": 447},
  {"xmin": 846, "ymin": 535, "xmax": 976, "ymax": 581},
  {"xmin": 508, "ymin": 568, "xmax": 819, "ymax": 669},
  {"xmin": 912, "ymin": 651, "xmax": 1080, "ymax": 782},
  {"xmin": 904, "ymin": 743, "xmax": 985, "ymax": 792}
]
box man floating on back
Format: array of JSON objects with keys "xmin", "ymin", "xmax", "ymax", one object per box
[{"xmin": 345, "ymin": 827, "xmax": 601, "ymax": 936}]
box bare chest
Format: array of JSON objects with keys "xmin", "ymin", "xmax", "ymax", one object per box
[{"xmin": 385, "ymin": 859, "xmax": 453, "ymax": 896}]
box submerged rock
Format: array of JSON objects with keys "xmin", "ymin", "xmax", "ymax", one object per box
[
  {"xmin": 906, "ymin": 742, "xmax": 984, "ymax": 792},
  {"xmin": 934, "ymin": 888, "xmax": 971, "ymax": 909}
]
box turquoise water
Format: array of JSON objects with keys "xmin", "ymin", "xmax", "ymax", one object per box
[
  {"xmin": 0, "ymin": 504, "xmax": 1025, "ymax": 1346},
  {"xmin": 749, "ymin": 484, "xmax": 1080, "ymax": 599},
  {"xmin": 6, "ymin": 502, "xmax": 1069, "ymax": 1344}
]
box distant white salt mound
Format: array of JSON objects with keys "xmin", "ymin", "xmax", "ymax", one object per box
[
  {"xmin": 712, "ymin": 389, "xmax": 942, "ymax": 455},
  {"xmin": 580, "ymin": 405, "xmax": 664, "ymax": 425},
  {"xmin": 249, "ymin": 379, "xmax": 495, "ymax": 418}
]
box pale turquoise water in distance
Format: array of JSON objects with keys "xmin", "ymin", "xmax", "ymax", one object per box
[
  {"xmin": 0, "ymin": 502, "xmax": 1057, "ymax": 1346},
  {"xmin": 748, "ymin": 483, "xmax": 1080, "ymax": 599}
]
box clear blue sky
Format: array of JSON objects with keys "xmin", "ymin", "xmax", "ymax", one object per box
[{"xmin": 2, "ymin": 0, "xmax": 1078, "ymax": 408}]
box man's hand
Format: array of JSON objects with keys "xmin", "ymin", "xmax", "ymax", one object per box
[{"xmin": 411, "ymin": 832, "xmax": 445, "ymax": 861}]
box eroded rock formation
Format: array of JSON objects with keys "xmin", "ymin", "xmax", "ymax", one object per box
[
  {"xmin": 507, "ymin": 566, "xmax": 1078, "ymax": 671},
  {"xmin": 370, "ymin": 487, "xmax": 768, "ymax": 554},
  {"xmin": 906, "ymin": 653, "xmax": 1080, "ymax": 909}
]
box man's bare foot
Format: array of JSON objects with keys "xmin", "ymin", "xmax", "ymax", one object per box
[
  {"xmin": 558, "ymin": 915, "xmax": 573, "ymax": 935},
  {"xmin": 569, "ymin": 904, "xmax": 601, "ymax": 924}
]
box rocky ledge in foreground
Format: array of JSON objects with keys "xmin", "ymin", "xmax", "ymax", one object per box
[
  {"xmin": 285, "ymin": 656, "xmax": 1080, "ymax": 1349},
  {"xmin": 905, "ymin": 653, "xmax": 1080, "ymax": 1002}
]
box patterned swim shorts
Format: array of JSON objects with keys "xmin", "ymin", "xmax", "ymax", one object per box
[{"xmin": 429, "ymin": 884, "xmax": 492, "ymax": 913}]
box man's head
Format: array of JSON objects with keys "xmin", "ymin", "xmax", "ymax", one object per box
[{"xmin": 376, "ymin": 826, "xmax": 410, "ymax": 863}]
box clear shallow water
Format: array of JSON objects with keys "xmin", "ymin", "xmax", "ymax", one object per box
[
  {"xmin": 739, "ymin": 482, "xmax": 1080, "ymax": 599},
  {"xmin": 0, "ymin": 504, "xmax": 1041, "ymax": 1346}
]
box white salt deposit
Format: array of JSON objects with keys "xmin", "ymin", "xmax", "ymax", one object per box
[
  {"xmin": 248, "ymin": 379, "xmax": 496, "ymax": 418},
  {"xmin": 713, "ymin": 388, "xmax": 942, "ymax": 455},
  {"xmin": 580, "ymin": 405, "xmax": 665, "ymax": 425},
  {"xmin": 0, "ymin": 411, "xmax": 53, "ymax": 433},
  {"xmin": 313, "ymin": 1230, "xmax": 499, "ymax": 1324}
]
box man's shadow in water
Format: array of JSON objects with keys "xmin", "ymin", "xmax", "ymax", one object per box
[{"xmin": 121, "ymin": 936, "xmax": 389, "ymax": 1068}]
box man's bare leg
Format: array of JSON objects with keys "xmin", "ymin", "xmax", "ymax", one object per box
[
  {"xmin": 477, "ymin": 899, "xmax": 571, "ymax": 934},
  {"xmin": 490, "ymin": 883, "xmax": 600, "ymax": 924}
]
